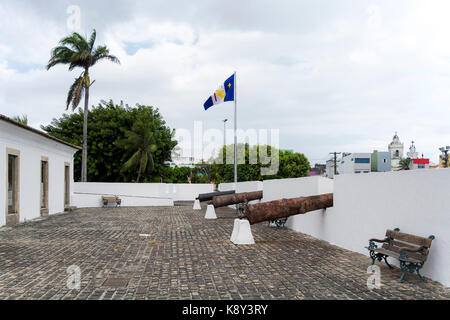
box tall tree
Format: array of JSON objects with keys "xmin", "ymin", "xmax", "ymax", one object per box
[
  {"xmin": 46, "ymin": 29, "xmax": 120, "ymax": 182},
  {"xmin": 42, "ymin": 100, "xmax": 178, "ymax": 183},
  {"xmin": 117, "ymin": 116, "xmax": 158, "ymax": 183}
]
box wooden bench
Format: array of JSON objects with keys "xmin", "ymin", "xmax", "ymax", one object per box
[
  {"xmin": 366, "ymin": 228, "xmax": 435, "ymax": 283},
  {"xmin": 102, "ymin": 196, "xmax": 121, "ymax": 208}
]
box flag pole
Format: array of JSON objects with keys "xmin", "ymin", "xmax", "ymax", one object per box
[{"xmin": 234, "ymin": 71, "xmax": 237, "ymax": 189}]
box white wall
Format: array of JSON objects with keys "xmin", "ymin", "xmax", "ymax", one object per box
[
  {"xmin": 166, "ymin": 183, "xmax": 214, "ymax": 201},
  {"xmin": 73, "ymin": 182, "xmax": 214, "ymax": 207},
  {"xmin": 73, "ymin": 182, "xmax": 173, "ymax": 207},
  {"xmin": 219, "ymin": 181, "xmax": 264, "ymax": 205},
  {"xmin": 265, "ymin": 172, "xmax": 450, "ymax": 287},
  {"xmin": 219, "ymin": 181, "xmax": 263, "ymax": 193},
  {"xmin": 0, "ymin": 120, "xmax": 76, "ymax": 226}
]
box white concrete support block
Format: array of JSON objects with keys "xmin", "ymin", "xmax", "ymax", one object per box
[
  {"xmin": 204, "ymin": 205, "xmax": 217, "ymax": 219},
  {"xmin": 230, "ymin": 219, "xmax": 255, "ymax": 245},
  {"xmin": 230, "ymin": 219, "xmax": 240, "ymax": 242},
  {"xmin": 193, "ymin": 199, "xmax": 201, "ymax": 210}
]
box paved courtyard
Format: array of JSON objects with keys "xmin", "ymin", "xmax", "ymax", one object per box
[{"xmin": 0, "ymin": 204, "xmax": 449, "ymax": 300}]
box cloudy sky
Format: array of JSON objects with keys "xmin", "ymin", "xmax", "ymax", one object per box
[{"xmin": 1, "ymin": 0, "xmax": 450, "ymax": 164}]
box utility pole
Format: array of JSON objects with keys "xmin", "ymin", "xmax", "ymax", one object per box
[
  {"xmin": 329, "ymin": 152, "xmax": 341, "ymax": 176},
  {"xmin": 222, "ymin": 119, "xmax": 228, "ymax": 148}
]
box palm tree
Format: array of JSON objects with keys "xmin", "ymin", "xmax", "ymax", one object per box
[
  {"xmin": 47, "ymin": 29, "xmax": 120, "ymax": 182},
  {"xmin": 118, "ymin": 118, "xmax": 158, "ymax": 183},
  {"xmin": 399, "ymin": 158, "xmax": 411, "ymax": 170}
]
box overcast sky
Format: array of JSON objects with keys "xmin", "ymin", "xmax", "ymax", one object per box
[{"xmin": 1, "ymin": 0, "xmax": 450, "ymax": 164}]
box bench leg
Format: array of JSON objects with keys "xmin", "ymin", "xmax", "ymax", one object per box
[
  {"xmin": 384, "ymin": 257, "xmax": 394, "ymax": 269},
  {"xmin": 398, "ymin": 271, "xmax": 407, "ymax": 283},
  {"xmin": 416, "ymin": 269, "xmax": 426, "ymax": 282}
]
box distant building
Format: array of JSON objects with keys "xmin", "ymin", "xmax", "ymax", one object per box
[
  {"xmin": 309, "ymin": 163, "xmax": 326, "ymax": 176},
  {"xmin": 325, "ymin": 159, "xmax": 336, "ymax": 178},
  {"xmin": 165, "ymin": 156, "xmax": 196, "ymax": 168},
  {"xmin": 411, "ymin": 158, "xmax": 430, "ymax": 170},
  {"xmin": 338, "ymin": 153, "xmax": 371, "ymax": 174},
  {"xmin": 371, "ymin": 151, "xmax": 391, "ymax": 172},
  {"xmin": 388, "ymin": 132, "xmax": 404, "ymax": 171}
]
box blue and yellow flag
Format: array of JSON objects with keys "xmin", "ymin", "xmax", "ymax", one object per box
[{"xmin": 203, "ymin": 74, "xmax": 235, "ymax": 110}]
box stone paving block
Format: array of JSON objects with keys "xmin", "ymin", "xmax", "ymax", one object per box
[{"xmin": 0, "ymin": 204, "xmax": 448, "ymax": 300}]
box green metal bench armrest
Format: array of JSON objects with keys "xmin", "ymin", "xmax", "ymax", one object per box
[{"xmin": 369, "ymin": 237, "xmax": 389, "ymax": 243}]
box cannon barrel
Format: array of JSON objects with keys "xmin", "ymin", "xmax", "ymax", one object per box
[
  {"xmin": 196, "ymin": 190, "xmax": 236, "ymax": 202},
  {"xmin": 238, "ymin": 193, "xmax": 333, "ymax": 225},
  {"xmin": 211, "ymin": 191, "xmax": 263, "ymax": 208}
]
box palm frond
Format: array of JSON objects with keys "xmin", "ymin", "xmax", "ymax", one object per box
[
  {"xmin": 60, "ymin": 32, "xmax": 89, "ymax": 52},
  {"xmin": 66, "ymin": 75, "xmax": 85, "ymax": 110},
  {"xmin": 88, "ymin": 29, "xmax": 97, "ymax": 51},
  {"xmin": 92, "ymin": 46, "xmax": 121, "ymax": 65},
  {"xmin": 121, "ymin": 150, "xmax": 141, "ymax": 173}
]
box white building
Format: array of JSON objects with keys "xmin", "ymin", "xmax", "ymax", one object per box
[
  {"xmin": 388, "ymin": 132, "xmax": 404, "ymax": 171},
  {"xmin": 0, "ymin": 114, "xmax": 80, "ymax": 226},
  {"xmin": 165, "ymin": 156, "xmax": 196, "ymax": 168},
  {"xmin": 338, "ymin": 153, "xmax": 371, "ymax": 174}
]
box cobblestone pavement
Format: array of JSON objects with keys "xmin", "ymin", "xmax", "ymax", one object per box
[{"xmin": 0, "ymin": 204, "xmax": 449, "ymax": 300}]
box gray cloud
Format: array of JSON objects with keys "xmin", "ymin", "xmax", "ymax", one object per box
[{"xmin": 1, "ymin": 0, "xmax": 449, "ymax": 165}]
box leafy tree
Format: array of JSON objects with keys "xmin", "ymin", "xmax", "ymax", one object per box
[
  {"xmin": 47, "ymin": 29, "xmax": 120, "ymax": 182},
  {"xmin": 117, "ymin": 115, "xmax": 158, "ymax": 183},
  {"xmin": 12, "ymin": 115, "xmax": 28, "ymax": 125},
  {"xmin": 207, "ymin": 143, "xmax": 310, "ymax": 184},
  {"xmin": 42, "ymin": 100, "xmax": 177, "ymax": 182},
  {"xmin": 399, "ymin": 158, "xmax": 412, "ymax": 170}
]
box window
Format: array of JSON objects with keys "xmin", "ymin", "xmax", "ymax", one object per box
[
  {"xmin": 383, "ymin": 159, "xmax": 387, "ymax": 163},
  {"xmin": 354, "ymin": 158, "xmax": 370, "ymax": 164},
  {"xmin": 395, "ymin": 150, "xmax": 399, "ymax": 157},
  {"xmin": 40, "ymin": 159, "xmax": 49, "ymax": 213},
  {"xmin": 418, "ymin": 164, "xmax": 425, "ymax": 169}
]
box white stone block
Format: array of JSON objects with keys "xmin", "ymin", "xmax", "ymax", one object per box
[
  {"xmin": 204, "ymin": 205, "xmax": 217, "ymax": 219},
  {"xmin": 231, "ymin": 219, "xmax": 255, "ymax": 245},
  {"xmin": 193, "ymin": 199, "xmax": 201, "ymax": 210}
]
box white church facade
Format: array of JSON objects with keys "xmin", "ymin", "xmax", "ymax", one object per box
[
  {"xmin": 388, "ymin": 132, "xmax": 404, "ymax": 171},
  {"xmin": 0, "ymin": 114, "xmax": 80, "ymax": 226}
]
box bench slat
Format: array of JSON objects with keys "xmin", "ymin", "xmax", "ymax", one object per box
[
  {"xmin": 385, "ymin": 229, "xmax": 432, "ymax": 248},
  {"xmin": 368, "ymin": 247, "xmax": 424, "ymax": 264}
]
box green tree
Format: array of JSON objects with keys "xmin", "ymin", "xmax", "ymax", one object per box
[
  {"xmin": 117, "ymin": 115, "xmax": 158, "ymax": 183},
  {"xmin": 47, "ymin": 29, "xmax": 120, "ymax": 182},
  {"xmin": 207, "ymin": 143, "xmax": 310, "ymax": 183},
  {"xmin": 42, "ymin": 100, "xmax": 177, "ymax": 182},
  {"xmin": 399, "ymin": 158, "xmax": 412, "ymax": 170}
]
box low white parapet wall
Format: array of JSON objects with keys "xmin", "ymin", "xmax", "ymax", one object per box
[
  {"xmin": 263, "ymin": 172, "xmax": 450, "ymax": 287},
  {"xmin": 166, "ymin": 183, "xmax": 214, "ymax": 201},
  {"xmin": 219, "ymin": 181, "xmax": 264, "ymax": 206},
  {"xmin": 219, "ymin": 181, "xmax": 263, "ymax": 193},
  {"xmin": 73, "ymin": 182, "xmax": 214, "ymax": 208}
]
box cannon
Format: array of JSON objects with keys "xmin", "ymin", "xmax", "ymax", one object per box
[
  {"xmin": 196, "ymin": 190, "xmax": 235, "ymax": 202},
  {"xmin": 238, "ymin": 193, "xmax": 333, "ymax": 225},
  {"xmin": 211, "ymin": 191, "xmax": 263, "ymax": 208}
]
